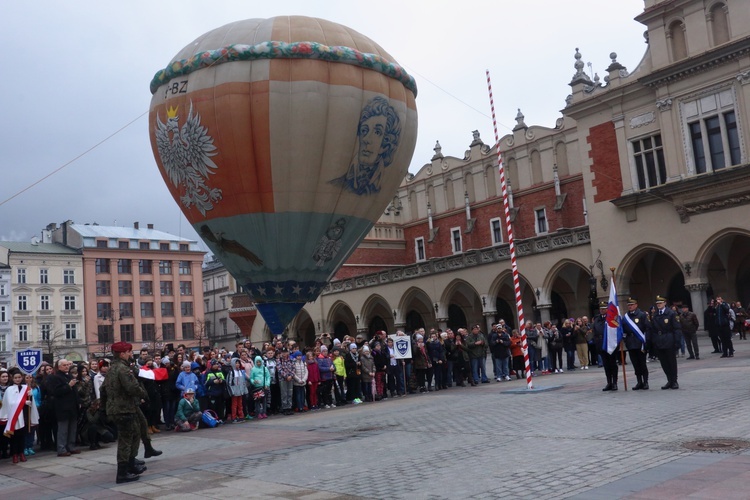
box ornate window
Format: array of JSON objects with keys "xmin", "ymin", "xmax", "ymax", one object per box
[{"xmin": 682, "ymin": 89, "xmax": 741, "ymax": 174}]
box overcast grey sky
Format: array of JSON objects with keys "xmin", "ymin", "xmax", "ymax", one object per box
[{"xmin": 0, "ymin": 0, "xmax": 646, "ymax": 250}]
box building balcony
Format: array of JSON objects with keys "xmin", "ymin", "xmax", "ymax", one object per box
[{"xmin": 612, "ymin": 163, "xmax": 750, "ymax": 223}]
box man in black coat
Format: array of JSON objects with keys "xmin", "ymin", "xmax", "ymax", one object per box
[
  {"xmin": 650, "ymin": 295, "xmax": 683, "ymax": 389},
  {"xmin": 46, "ymin": 359, "xmax": 81, "ymax": 456},
  {"xmin": 715, "ymin": 296, "xmax": 734, "ymax": 358},
  {"xmin": 704, "ymin": 299, "xmax": 721, "ymax": 353},
  {"xmin": 622, "ymin": 297, "xmax": 650, "ymax": 390}
]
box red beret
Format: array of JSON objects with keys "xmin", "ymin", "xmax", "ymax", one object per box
[{"xmin": 111, "ymin": 341, "xmax": 133, "ymax": 353}]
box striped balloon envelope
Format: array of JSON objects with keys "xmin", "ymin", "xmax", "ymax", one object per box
[{"xmin": 148, "ymin": 16, "xmax": 418, "ymax": 335}]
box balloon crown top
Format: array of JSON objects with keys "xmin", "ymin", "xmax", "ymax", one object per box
[
  {"xmin": 150, "ymin": 17, "xmax": 416, "ymax": 96},
  {"xmin": 166, "ymin": 106, "xmax": 178, "ymax": 119}
]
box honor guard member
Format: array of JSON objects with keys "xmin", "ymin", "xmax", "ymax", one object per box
[
  {"xmin": 103, "ymin": 341, "xmax": 148, "ymax": 484},
  {"xmin": 593, "ymin": 302, "xmax": 618, "ymax": 391},
  {"xmin": 650, "ymin": 296, "xmax": 682, "ymax": 390},
  {"xmin": 622, "ymin": 297, "xmax": 650, "ymax": 390}
]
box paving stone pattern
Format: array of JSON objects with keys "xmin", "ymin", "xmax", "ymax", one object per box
[{"xmin": 3, "ymin": 336, "xmax": 750, "ymax": 499}]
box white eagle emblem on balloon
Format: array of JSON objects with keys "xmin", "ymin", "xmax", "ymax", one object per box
[{"xmin": 154, "ymin": 102, "xmax": 222, "ymax": 216}]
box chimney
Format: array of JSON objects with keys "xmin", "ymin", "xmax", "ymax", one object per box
[
  {"xmin": 147, "ymin": 224, "xmax": 154, "ymax": 230},
  {"xmin": 134, "ymin": 222, "xmax": 139, "ymax": 230}
]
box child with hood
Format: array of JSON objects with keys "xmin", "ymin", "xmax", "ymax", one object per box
[
  {"xmin": 305, "ymin": 350, "xmax": 321, "ymax": 410},
  {"xmin": 226, "ymin": 358, "xmax": 249, "ymax": 423},
  {"xmin": 316, "ymin": 346, "xmax": 335, "ymax": 408},
  {"xmin": 205, "ymin": 360, "xmax": 227, "ymax": 421},
  {"xmin": 291, "ymin": 351, "xmax": 309, "ymax": 412},
  {"xmin": 250, "ymin": 356, "xmax": 271, "ymax": 419}
]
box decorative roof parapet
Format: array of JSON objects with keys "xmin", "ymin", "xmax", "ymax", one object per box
[{"xmin": 569, "ymin": 48, "xmax": 593, "ymax": 86}]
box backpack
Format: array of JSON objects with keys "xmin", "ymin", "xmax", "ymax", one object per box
[{"xmin": 201, "ymin": 409, "xmax": 220, "ymax": 428}]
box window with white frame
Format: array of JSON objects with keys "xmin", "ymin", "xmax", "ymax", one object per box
[
  {"xmin": 490, "ymin": 218, "xmax": 503, "ymax": 245},
  {"xmin": 631, "ymin": 134, "xmax": 667, "ymax": 191},
  {"xmin": 0, "ymin": 305, "xmax": 6, "ymax": 322},
  {"xmin": 40, "ymin": 295, "xmax": 50, "ymax": 311},
  {"xmin": 17, "ymin": 295, "xmax": 28, "ymax": 311},
  {"xmin": 64, "ymin": 295, "xmax": 77, "ymax": 310},
  {"xmin": 65, "ymin": 323, "xmax": 78, "ymax": 340},
  {"xmin": 0, "ymin": 283, "xmax": 5, "ymax": 295},
  {"xmin": 415, "ymin": 237, "xmax": 426, "ymax": 262},
  {"xmin": 63, "ymin": 269, "xmax": 75, "ymax": 284},
  {"xmin": 18, "ymin": 324, "xmax": 28, "ymax": 342},
  {"xmin": 41, "ymin": 324, "xmax": 51, "ymax": 341},
  {"xmin": 17, "ymin": 268, "xmax": 26, "ymax": 284},
  {"xmin": 535, "ymin": 208, "xmax": 548, "ymax": 235},
  {"xmin": 683, "ymin": 89, "xmax": 742, "ymax": 174},
  {"xmin": 451, "ymin": 227, "xmax": 462, "ymax": 254},
  {"xmin": 40, "ymin": 268, "xmax": 48, "ymax": 284},
  {"xmin": 0, "ymin": 334, "xmax": 6, "ymax": 352}
]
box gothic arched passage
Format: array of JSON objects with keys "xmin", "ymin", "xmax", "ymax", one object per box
[
  {"xmin": 448, "ymin": 304, "xmax": 468, "ymax": 332},
  {"xmin": 405, "ymin": 310, "xmax": 425, "ymax": 333}
]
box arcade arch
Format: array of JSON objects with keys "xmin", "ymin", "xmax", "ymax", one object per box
[
  {"xmin": 619, "ymin": 245, "xmax": 687, "ymax": 307},
  {"xmin": 440, "ymin": 279, "xmax": 482, "ymax": 332},
  {"xmin": 327, "ymin": 300, "xmax": 356, "ymax": 341}
]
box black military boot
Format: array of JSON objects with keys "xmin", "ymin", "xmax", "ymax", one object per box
[
  {"xmin": 632, "ymin": 376, "xmax": 643, "ymax": 391},
  {"xmin": 602, "ymin": 381, "xmax": 613, "ymax": 391},
  {"xmin": 116, "ymin": 463, "xmax": 140, "ymax": 484},
  {"xmin": 143, "ymin": 440, "xmax": 163, "ymax": 458},
  {"xmin": 134, "ymin": 458, "xmax": 146, "ymax": 466},
  {"xmin": 611, "ymin": 381, "xmax": 618, "ymax": 391},
  {"xmin": 641, "ymin": 377, "xmax": 649, "ymax": 390},
  {"xmin": 128, "ymin": 457, "xmax": 147, "ymax": 475}
]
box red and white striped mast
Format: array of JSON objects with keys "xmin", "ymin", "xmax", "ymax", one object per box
[{"xmin": 486, "ymin": 70, "xmax": 532, "ymax": 389}]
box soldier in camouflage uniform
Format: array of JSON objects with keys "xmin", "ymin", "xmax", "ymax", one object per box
[{"xmin": 103, "ymin": 342, "xmax": 147, "ymax": 484}]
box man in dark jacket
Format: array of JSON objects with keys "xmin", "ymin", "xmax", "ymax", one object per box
[
  {"xmin": 466, "ymin": 325, "xmax": 489, "ymax": 384},
  {"xmin": 704, "ymin": 299, "xmax": 721, "ymax": 353},
  {"xmin": 716, "ymin": 296, "xmax": 734, "ymax": 358},
  {"xmin": 103, "ymin": 341, "xmax": 147, "ymax": 483},
  {"xmin": 490, "ymin": 324, "xmax": 511, "ymax": 381},
  {"xmin": 622, "ymin": 297, "xmax": 650, "ymax": 390},
  {"xmin": 650, "ymin": 296, "xmax": 683, "ymax": 389},
  {"xmin": 47, "ymin": 359, "xmax": 80, "ymax": 456},
  {"xmin": 678, "ymin": 304, "xmax": 700, "ymax": 360}
]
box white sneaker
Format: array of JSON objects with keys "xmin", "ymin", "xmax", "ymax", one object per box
[
  {"xmin": 496, "ymin": 378, "xmax": 502, "ymax": 382},
  {"xmin": 331, "ymin": 404, "xmax": 337, "ymax": 408},
  {"xmin": 505, "ymin": 376, "xmax": 511, "ymax": 381}
]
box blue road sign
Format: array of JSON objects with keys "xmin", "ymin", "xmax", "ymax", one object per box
[{"xmin": 16, "ymin": 348, "xmax": 43, "ymax": 375}]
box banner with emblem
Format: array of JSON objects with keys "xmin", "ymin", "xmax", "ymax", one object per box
[
  {"xmin": 389, "ymin": 334, "xmax": 412, "ymax": 359},
  {"xmin": 604, "ymin": 279, "xmax": 623, "ymax": 354}
]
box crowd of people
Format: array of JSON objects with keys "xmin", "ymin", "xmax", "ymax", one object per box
[{"xmin": 0, "ymin": 295, "xmax": 746, "ymax": 473}]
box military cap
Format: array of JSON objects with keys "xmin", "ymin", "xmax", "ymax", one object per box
[
  {"xmin": 111, "ymin": 341, "xmax": 133, "ymax": 353},
  {"xmin": 655, "ymin": 295, "xmax": 667, "ymax": 303},
  {"xmin": 627, "ymin": 297, "xmax": 638, "ymax": 305},
  {"xmin": 598, "ymin": 301, "xmax": 608, "ymax": 308}
]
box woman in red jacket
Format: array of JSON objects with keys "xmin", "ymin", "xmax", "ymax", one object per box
[{"xmin": 509, "ymin": 330, "xmax": 525, "ymax": 380}]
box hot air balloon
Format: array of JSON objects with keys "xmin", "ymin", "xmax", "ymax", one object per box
[{"xmin": 148, "ymin": 16, "xmax": 418, "ymax": 335}]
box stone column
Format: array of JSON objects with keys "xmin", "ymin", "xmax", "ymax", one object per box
[
  {"xmin": 536, "ymin": 304, "xmax": 552, "ymax": 325},
  {"xmin": 484, "ymin": 314, "xmax": 496, "ymax": 333},
  {"xmin": 685, "ymin": 282, "xmax": 709, "ymax": 332}
]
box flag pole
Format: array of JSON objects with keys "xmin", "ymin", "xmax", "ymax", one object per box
[
  {"xmin": 487, "ymin": 70, "xmax": 532, "ymax": 390},
  {"xmin": 612, "ymin": 267, "xmax": 628, "ymax": 391}
]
